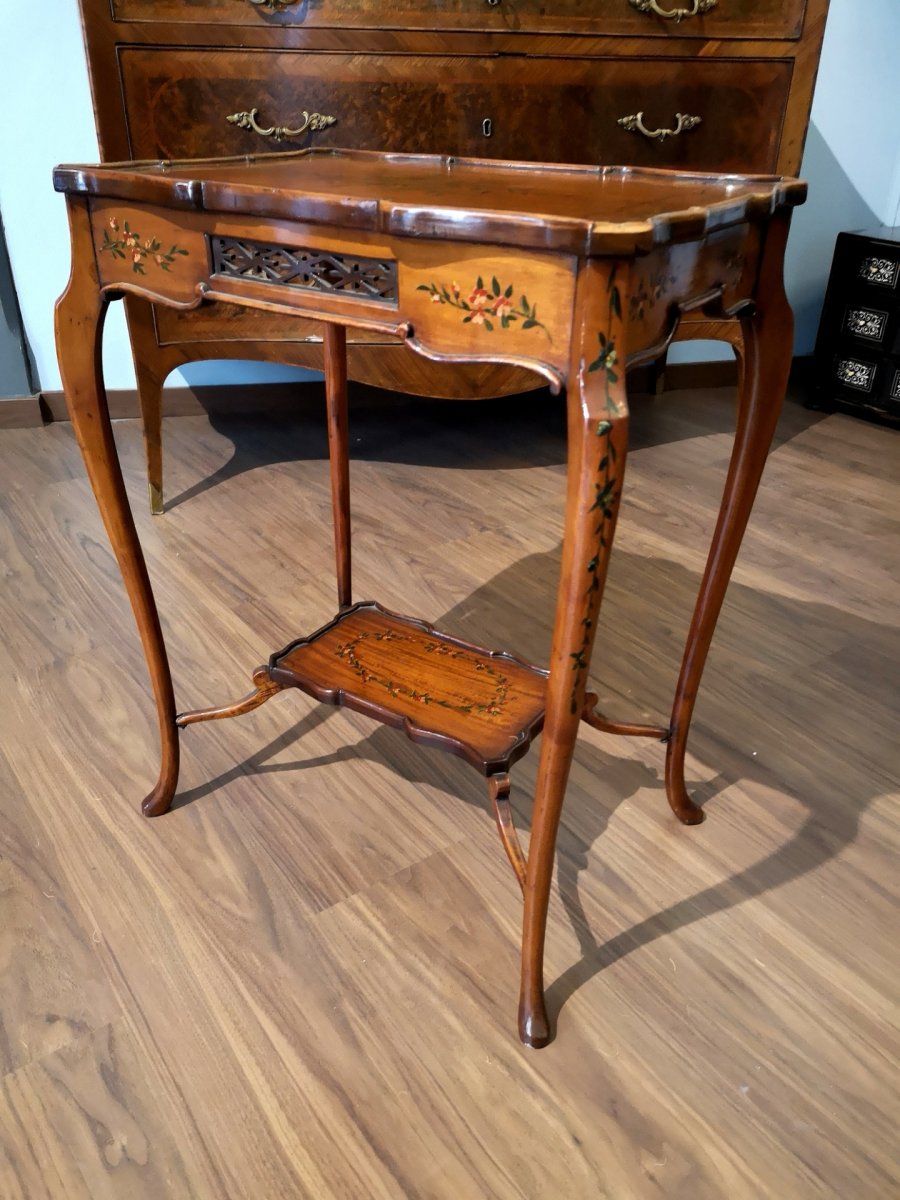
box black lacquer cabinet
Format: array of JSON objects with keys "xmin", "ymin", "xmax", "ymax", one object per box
[{"xmin": 812, "ymin": 227, "xmax": 900, "ymax": 423}]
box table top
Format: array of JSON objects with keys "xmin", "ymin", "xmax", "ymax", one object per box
[{"xmin": 54, "ymin": 148, "xmax": 806, "ymax": 257}]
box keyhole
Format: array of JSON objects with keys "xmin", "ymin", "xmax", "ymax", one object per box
[
  {"xmin": 486, "ymin": 0, "xmax": 500, "ymax": 6},
  {"xmin": 482, "ymin": 118, "xmax": 493, "ymax": 137}
]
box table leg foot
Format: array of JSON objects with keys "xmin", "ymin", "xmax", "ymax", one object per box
[
  {"xmin": 142, "ymin": 747, "xmax": 180, "ymax": 817},
  {"xmin": 662, "ymin": 754, "xmax": 705, "ymax": 825},
  {"xmin": 518, "ymin": 992, "xmax": 551, "ymax": 1049}
]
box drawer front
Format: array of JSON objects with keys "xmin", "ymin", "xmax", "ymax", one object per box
[
  {"xmin": 827, "ymin": 352, "xmax": 900, "ymax": 416},
  {"xmin": 111, "ymin": 0, "xmax": 807, "ymax": 40},
  {"xmin": 121, "ymin": 49, "xmax": 791, "ymax": 175}
]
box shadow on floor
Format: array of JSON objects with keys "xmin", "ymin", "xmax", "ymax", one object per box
[
  {"xmin": 162, "ymin": 383, "xmax": 826, "ymax": 513},
  {"xmin": 170, "ymin": 538, "xmax": 896, "ymax": 1039}
]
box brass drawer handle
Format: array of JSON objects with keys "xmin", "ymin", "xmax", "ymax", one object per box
[
  {"xmin": 226, "ymin": 107, "xmax": 336, "ymax": 142},
  {"xmin": 246, "ymin": 0, "xmax": 300, "ymax": 10},
  {"xmin": 628, "ymin": 0, "xmax": 717, "ymax": 20},
  {"xmin": 617, "ymin": 111, "xmax": 702, "ymax": 142}
]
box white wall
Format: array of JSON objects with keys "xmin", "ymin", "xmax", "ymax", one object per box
[
  {"xmin": 781, "ymin": 0, "xmax": 900, "ymax": 353},
  {"xmin": 2, "ymin": 0, "xmax": 899, "ymax": 391}
]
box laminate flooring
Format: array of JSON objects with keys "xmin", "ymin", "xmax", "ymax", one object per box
[{"xmin": 0, "ymin": 384, "xmax": 897, "ymax": 1199}]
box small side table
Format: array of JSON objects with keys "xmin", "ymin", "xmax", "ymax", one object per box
[
  {"xmin": 811, "ymin": 226, "xmax": 900, "ymax": 424},
  {"xmin": 53, "ymin": 149, "xmax": 804, "ymax": 1046}
]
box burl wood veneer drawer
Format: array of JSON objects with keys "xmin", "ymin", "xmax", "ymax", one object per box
[
  {"xmin": 111, "ymin": 0, "xmax": 808, "ymax": 40},
  {"xmin": 120, "ymin": 50, "xmax": 792, "ymax": 174}
]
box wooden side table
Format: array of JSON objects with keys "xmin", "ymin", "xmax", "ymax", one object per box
[{"xmin": 54, "ymin": 149, "xmax": 804, "ymax": 1046}]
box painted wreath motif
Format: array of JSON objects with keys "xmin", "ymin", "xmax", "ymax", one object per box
[
  {"xmin": 100, "ymin": 217, "xmax": 189, "ymax": 275},
  {"xmin": 335, "ymin": 628, "xmax": 509, "ymax": 717},
  {"xmin": 417, "ymin": 276, "xmax": 550, "ymax": 339}
]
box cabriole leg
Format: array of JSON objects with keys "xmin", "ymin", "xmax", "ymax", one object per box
[
  {"xmin": 55, "ymin": 197, "xmax": 179, "ymax": 817},
  {"xmin": 665, "ymin": 217, "xmax": 795, "ymax": 824},
  {"xmin": 519, "ymin": 261, "xmax": 630, "ymax": 1047}
]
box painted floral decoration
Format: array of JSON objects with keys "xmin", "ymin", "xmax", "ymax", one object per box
[
  {"xmin": 417, "ymin": 275, "xmax": 549, "ymax": 339},
  {"xmin": 100, "ymin": 217, "xmax": 189, "ymax": 275}
]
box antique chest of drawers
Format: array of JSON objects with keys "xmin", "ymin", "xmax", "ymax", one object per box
[
  {"xmin": 811, "ymin": 228, "xmax": 900, "ymax": 424},
  {"xmin": 77, "ymin": 0, "xmax": 829, "ymax": 410}
]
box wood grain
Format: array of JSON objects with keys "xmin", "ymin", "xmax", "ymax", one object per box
[{"xmin": 1, "ymin": 384, "xmax": 896, "ymax": 1195}]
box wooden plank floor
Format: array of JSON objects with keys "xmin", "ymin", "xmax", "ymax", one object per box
[{"xmin": 0, "ymin": 384, "xmax": 897, "ymax": 1199}]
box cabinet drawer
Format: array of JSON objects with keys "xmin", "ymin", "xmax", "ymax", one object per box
[
  {"xmin": 112, "ymin": 0, "xmax": 807, "ymax": 40},
  {"xmin": 121, "ymin": 49, "xmax": 791, "ymax": 174}
]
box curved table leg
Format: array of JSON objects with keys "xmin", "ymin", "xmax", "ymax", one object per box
[
  {"xmin": 519, "ymin": 261, "xmax": 629, "ymax": 1047},
  {"xmin": 665, "ymin": 216, "xmax": 794, "ymax": 824},
  {"xmin": 55, "ymin": 198, "xmax": 179, "ymax": 818}
]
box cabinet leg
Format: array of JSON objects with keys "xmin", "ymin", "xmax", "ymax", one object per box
[
  {"xmin": 519, "ymin": 262, "xmax": 629, "ymax": 1047},
  {"xmin": 665, "ymin": 218, "xmax": 794, "ymax": 824},
  {"xmin": 324, "ymin": 324, "xmax": 351, "ymax": 609},
  {"xmin": 55, "ymin": 199, "xmax": 179, "ymax": 817},
  {"xmin": 135, "ymin": 357, "xmax": 165, "ymax": 515}
]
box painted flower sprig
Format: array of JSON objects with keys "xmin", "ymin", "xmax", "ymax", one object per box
[
  {"xmin": 100, "ymin": 217, "xmax": 189, "ymax": 275},
  {"xmin": 417, "ymin": 275, "xmax": 550, "ymax": 339}
]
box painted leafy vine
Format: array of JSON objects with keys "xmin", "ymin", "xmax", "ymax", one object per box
[{"xmin": 569, "ymin": 266, "xmax": 625, "ymax": 714}]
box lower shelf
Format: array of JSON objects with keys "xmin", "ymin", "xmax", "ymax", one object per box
[{"xmin": 269, "ymin": 601, "xmax": 549, "ymax": 775}]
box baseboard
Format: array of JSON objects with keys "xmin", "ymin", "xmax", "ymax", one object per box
[
  {"xmin": 38, "ymin": 381, "xmax": 328, "ymax": 424},
  {"xmin": 22, "ymin": 357, "xmax": 812, "ymax": 431},
  {"xmin": 0, "ymin": 393, "xmax": 46, "ymax": 429}
]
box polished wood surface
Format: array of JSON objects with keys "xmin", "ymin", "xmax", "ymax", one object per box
[
  {"xmin": 272, "ymin": 601, "xmax": 549, "ymax": 773},
  {"xmin": 54, "ymin": 149, "xmax": 802, "ymax": 1044},
  {"xmin": 56, "ymin": 150, "xmax": 806, "ymax": 246},
  {"xmin": 1, "ymin": 389, "xmax": 897, "ymax": 1196},
  {"xmin": 118, "ymin": 49, "xmax": 793, "ymax": 174},
  {"xmin": 76, "ymin": 0, "xmax": 830, "ymax": 510},
  {"xmin": 109, "ymin": 0, "xmax": 810, "ymax": 39}
]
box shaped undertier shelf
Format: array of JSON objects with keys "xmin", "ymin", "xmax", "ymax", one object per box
[{"xmin": 269, "ymin": 602, "xmax": 549, "ymax": 775}]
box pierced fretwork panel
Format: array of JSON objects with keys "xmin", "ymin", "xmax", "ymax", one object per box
[{"xmin": 209, "ymin": 236, "xmax": 398, "ymax": 303}]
